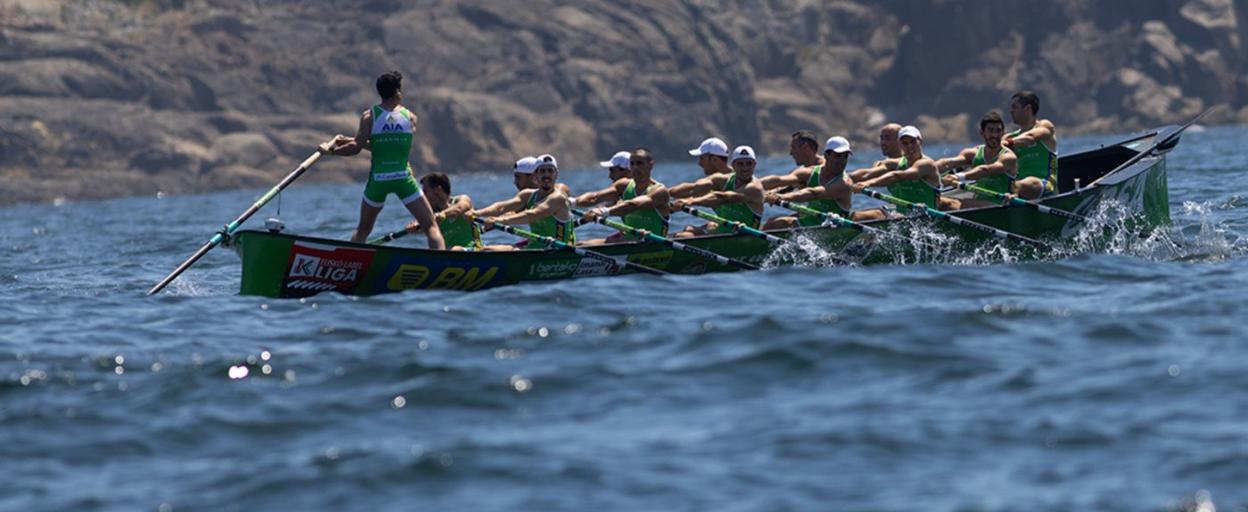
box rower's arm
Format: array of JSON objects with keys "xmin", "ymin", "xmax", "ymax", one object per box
[
  {"xmin": 493, "ymin": 193, "xmax": 560, "ymax": 226},
  {"xmin": 1006, "ymin": 122, "xmax": 1053, "ymax": 148},
  {"xmin": 667, "ymin": 177, "xmax": 716, "ymax": 199},
  {"xmin": 688, "ymin": 190, "xmax": 746, "ymax": 208},
  {"xmin": 608, "ymin": 186, "xmax": 669, "ymax": 217},
  {"xmin": 440, "ymin": 195, "xmax": 474, "ymax": 220},
  {"xmin": 777, "ymin": 186, "xmax": 828, "ymax": 203},
  {"xmin": 964, "ymin": 151, "xmax": 1018, "ymax": 181},
  {"xmin": 330, "ymin": 110, "xmax": 371, "ymax": 156},
  {"xmin": 848, "ymin": 163, "xmax": 892, "ymax": 183},
  {"xmin": 759, "ymin": 171, "xmax": 804, "ymax": 190},
  {"xmin": 472, "ymin": 192, "xmax": 528, "ymax": 218},
  {"xmin": 859, "ymin": 167, "xmax": 923, "ymax": 189},
  {"xmin": 936, "ymin": 149, "xmax": 975, "ymax": 172},
  {"xmin": 572, "ymin": 180, "xmax": 625, "ymax": 208}
]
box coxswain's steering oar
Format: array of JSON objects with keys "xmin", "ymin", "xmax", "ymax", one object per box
[
  {"xmin": 147, "ymin": 141, "xmax": 334, "ymax": 295},
  {"xmin": 770, "ymin": 200, "xmax": 942, "ymax": 251},
  {"xmin": 950, "ymin": 182, "xmax": 1091, "ymax": 222},
  {"xmin": 573, "ymin": 209, "xmax": 760, "ymax": 271},
  {"xmin": 855, "ymin": 188, "xmax": 1052, "ymax": 249},
  {"xmin": 474, "ymin": 219, "xmax": 669, "ymax": 276}
]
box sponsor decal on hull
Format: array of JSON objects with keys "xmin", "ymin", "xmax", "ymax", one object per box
[
  {"xmin": 376, "ymin": 255, "xmax": 508, "ymax": 292},
  {"xmin": 281, "ymin": 242, "xmax": 376, "ymax": 298}
]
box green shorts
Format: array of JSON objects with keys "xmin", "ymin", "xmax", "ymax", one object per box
[
  {"xmin": 363, "ymin": 173, "xmax": 422, "ymax": 207},
  {"xmin": 797, "ymin": 214, "xmax": 824, "ymax": 228}
]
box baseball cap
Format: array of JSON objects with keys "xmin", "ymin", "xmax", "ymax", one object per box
[
  {"xmin": 728, "ymin": 145, "xmax": 757, "ymax": 164},
  {"xmin": 824, "ymin": 136, "xmax": 852, "ymax": 154},
  {"xmin": 513, "ymin": 156, "xmax": 538, "ymax": 174},
  {"xmin": 535, "ymin": 154, "xmax": 558, "ymax": 170},
  {"xmin": 898, "ymin": 125, "xmax": 922, "ymax": 140},
  {"xmin": 688, "ymin": 137, "xmax": 729, "ymax": 157},
  {"xmin": 599, "ymin": 151, "xmax": 631, "ymax": 169}
]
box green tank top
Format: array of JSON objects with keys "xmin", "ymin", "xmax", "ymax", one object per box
[
  {"xmin": 712, "ymin": 174, "xmax": 762, "ymax": 233},
  {"xmin": 621, "ymin": 179, "xmax": 669, "ymax": 236},
  {"xmin": 368, "ymin": 105, "xmax": 415, "ymax": 182},
  {"xmin": 1009, "ymin": 128, "xmax": 1058, "ymax": 193},
  {"xmin": 971, "ymin": 145, "xmax": 1013, "ymax": 200},
  {"xmin": 799, "ymin": 165, "xmax": 849, "ymax": 223},
  {"xmin": 525, "ymin": 190, "xmax": 576, "ymax": 245},
  {"xmin": 438, "ymin": 196, "xmax": 482, "ymax": 249},
  {"xmin": 886, "ymin": 156, "xmax": 940, "ymax": 209}
]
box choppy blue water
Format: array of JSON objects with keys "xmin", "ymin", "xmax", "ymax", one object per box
[{"xmin": 3, "ymin": 127, "xmax": 1247, "ymax": 511}]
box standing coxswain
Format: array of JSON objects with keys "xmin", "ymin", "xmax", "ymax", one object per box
[{"xmin": 320, "ymin": 70, "xmax": 444, "ymax": 249}]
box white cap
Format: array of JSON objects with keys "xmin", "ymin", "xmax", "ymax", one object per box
[
  {"xmin": 513, "ymin": 156, "xmax": 538, "ymax": 174},
  {"xmin": 824, "ymin": 136, "xmax": 852, "ymax": 154},
  {"xmin": 688, "ymin": 137, "xmax": 729, "ymax": 157},
  {"xmin": 728, "ymin": 145, "xmax": 757, "ymax": 164},
  {"xmin": 599, "ymin": 151, "xmax": 631, "ymax": 169},
  {"xmin": 535, "ymin": 153, "xmax": 558, "ymax": 170},
  {"xmin": 898, "ymin": 125, "xmax": 922, "ymax": 140}
]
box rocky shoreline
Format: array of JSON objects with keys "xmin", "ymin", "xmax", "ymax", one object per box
[{"xmin": 2, "ymin": 0, "xmax": 1244, "ymax": 206}]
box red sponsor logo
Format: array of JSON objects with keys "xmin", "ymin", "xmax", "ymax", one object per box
[{"xmin": 281, "ymin": 242, "xmax": 375, "ymax": 297}]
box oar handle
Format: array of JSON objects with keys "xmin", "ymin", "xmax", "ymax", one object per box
[
  {"xmin": 858, "ymin": 188, "xmax": 1051, "ymax": 248},
  {"xmin": 147, "ymin": 143, "xmax": 330, "ymax": 295},
  {"xmin": 474, "ymin": 218, "xmax": 668, "ymax": 276}
]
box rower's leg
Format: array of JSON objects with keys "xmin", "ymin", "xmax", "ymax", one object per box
[
  {"xmin": 850, "ymin": 208, "xmax": 889, "ymax": 222},
  {"xmin": 938, "ymin": 197, "xmax": 961, "ymax": 211},
  {"xmin": 763, "ymin": 216, "xmax": 799, "ymax": 230},
  {"xmin": 403, "ymin": 195, "xmax": 446, "ymax": 250},
  {"xmin": 351, "ymin": 200, "xmax": 383, "ymax": 243},
  {"xmin": 1013, "ymin": 178, "xmax": 1044, "ymax": 200},
  {"xmin": 674, "ymin": 224, "xmax": 712, "ymax": 238}
]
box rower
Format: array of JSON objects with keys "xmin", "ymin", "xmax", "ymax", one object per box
[
  {"xmin": 937, "ymin": 111, "xmax": 1019, "ymax": 209},
  {"xmin": 876, "ymin": 122, "xmax": 903, "ymax": 164},
  {"xmin": 1003, "ymin": 90, "xmax": 1058, "ymax": 199},
  {"xmin": 572, "ymin": 150, "xmax": 631, "ymax": 207},
  {"xmin": 602, "ymin": 150, "xmax": 633, "ymax": 182},
  {"xmin": 512, "ymin": 156, "xmax": 539, "ymax": 191},
  {"xmin": 400, "ymin": 173, "xmax": 483, "ymax": 250},
  {"xmin": 848, "ymin": 123, "xmax": 903, "ymax": 182},
  {"xmin": 851, "ymin": 125, "xmax": 945, "ymax": 211},
  {"xmin": 671, "ymin": 145, "xmax": 765, "ymax": 237},
  {"xmin": 578, "ymin": 148, "xmax": 671, "ymax": 244},
  {"xmin": 759, "ymin": 130, "xmax": 821, "ymax": 194},
  {"xmin": 320, "ymin": 70, "xmax": 444, "ymax": 249},
  {"xmin": 475, "ymin": 154, "xmax": 576, "ymax": 248},
  {"xmin": 688, "ymin": 137, "xmax": 731, "ymax": 176},
  {"xmin": 762, "ymin": 136, "xmax": 860, "ymax": 228}
]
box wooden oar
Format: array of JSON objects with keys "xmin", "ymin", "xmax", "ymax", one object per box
[
  {"xmin": 474, "ymin": 219, "xmax": 669, "ymax": 276},
  {"xmin": 676, "ymin": 205, "xmax": 789, "ymax": 246},
  {"xmin": 675, "ymin": 205, "xmax": 857, "ymax": 266},
  {"xmin": 148, "ymin": 143, "xmax": 331, "ymax": 295},
  {"xmin": 770, "ymin": 200, "xmax": 942, "ymax": 251},
  {"xmin": 952, "ymin": 182, "xmax": 1091, "ymax": 222},
  {"xmin": 856, "ymin": 188, "xmax": 1052, "ymax": 249},
  {"xmin": 573, "ymin": 209, "xmax": 759, "ymax": 270},
  {"xmin": 368, "ymin": 226, "xmax": 412, "ymax": 245}
]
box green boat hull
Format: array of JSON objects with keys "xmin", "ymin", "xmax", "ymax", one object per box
[{"xmin": 231, "ymin": 127, "xmax": 1176, "ymax": 298}]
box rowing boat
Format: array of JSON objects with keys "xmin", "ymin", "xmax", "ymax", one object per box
[{"xmin": 228, "ymin": 126, "xmax": 1179, "ymax": 298}]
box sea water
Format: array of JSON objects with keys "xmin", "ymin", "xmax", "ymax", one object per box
[{"xmin": 1, "ymin": 127, "xmax": 1246, "ymax": 511}]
